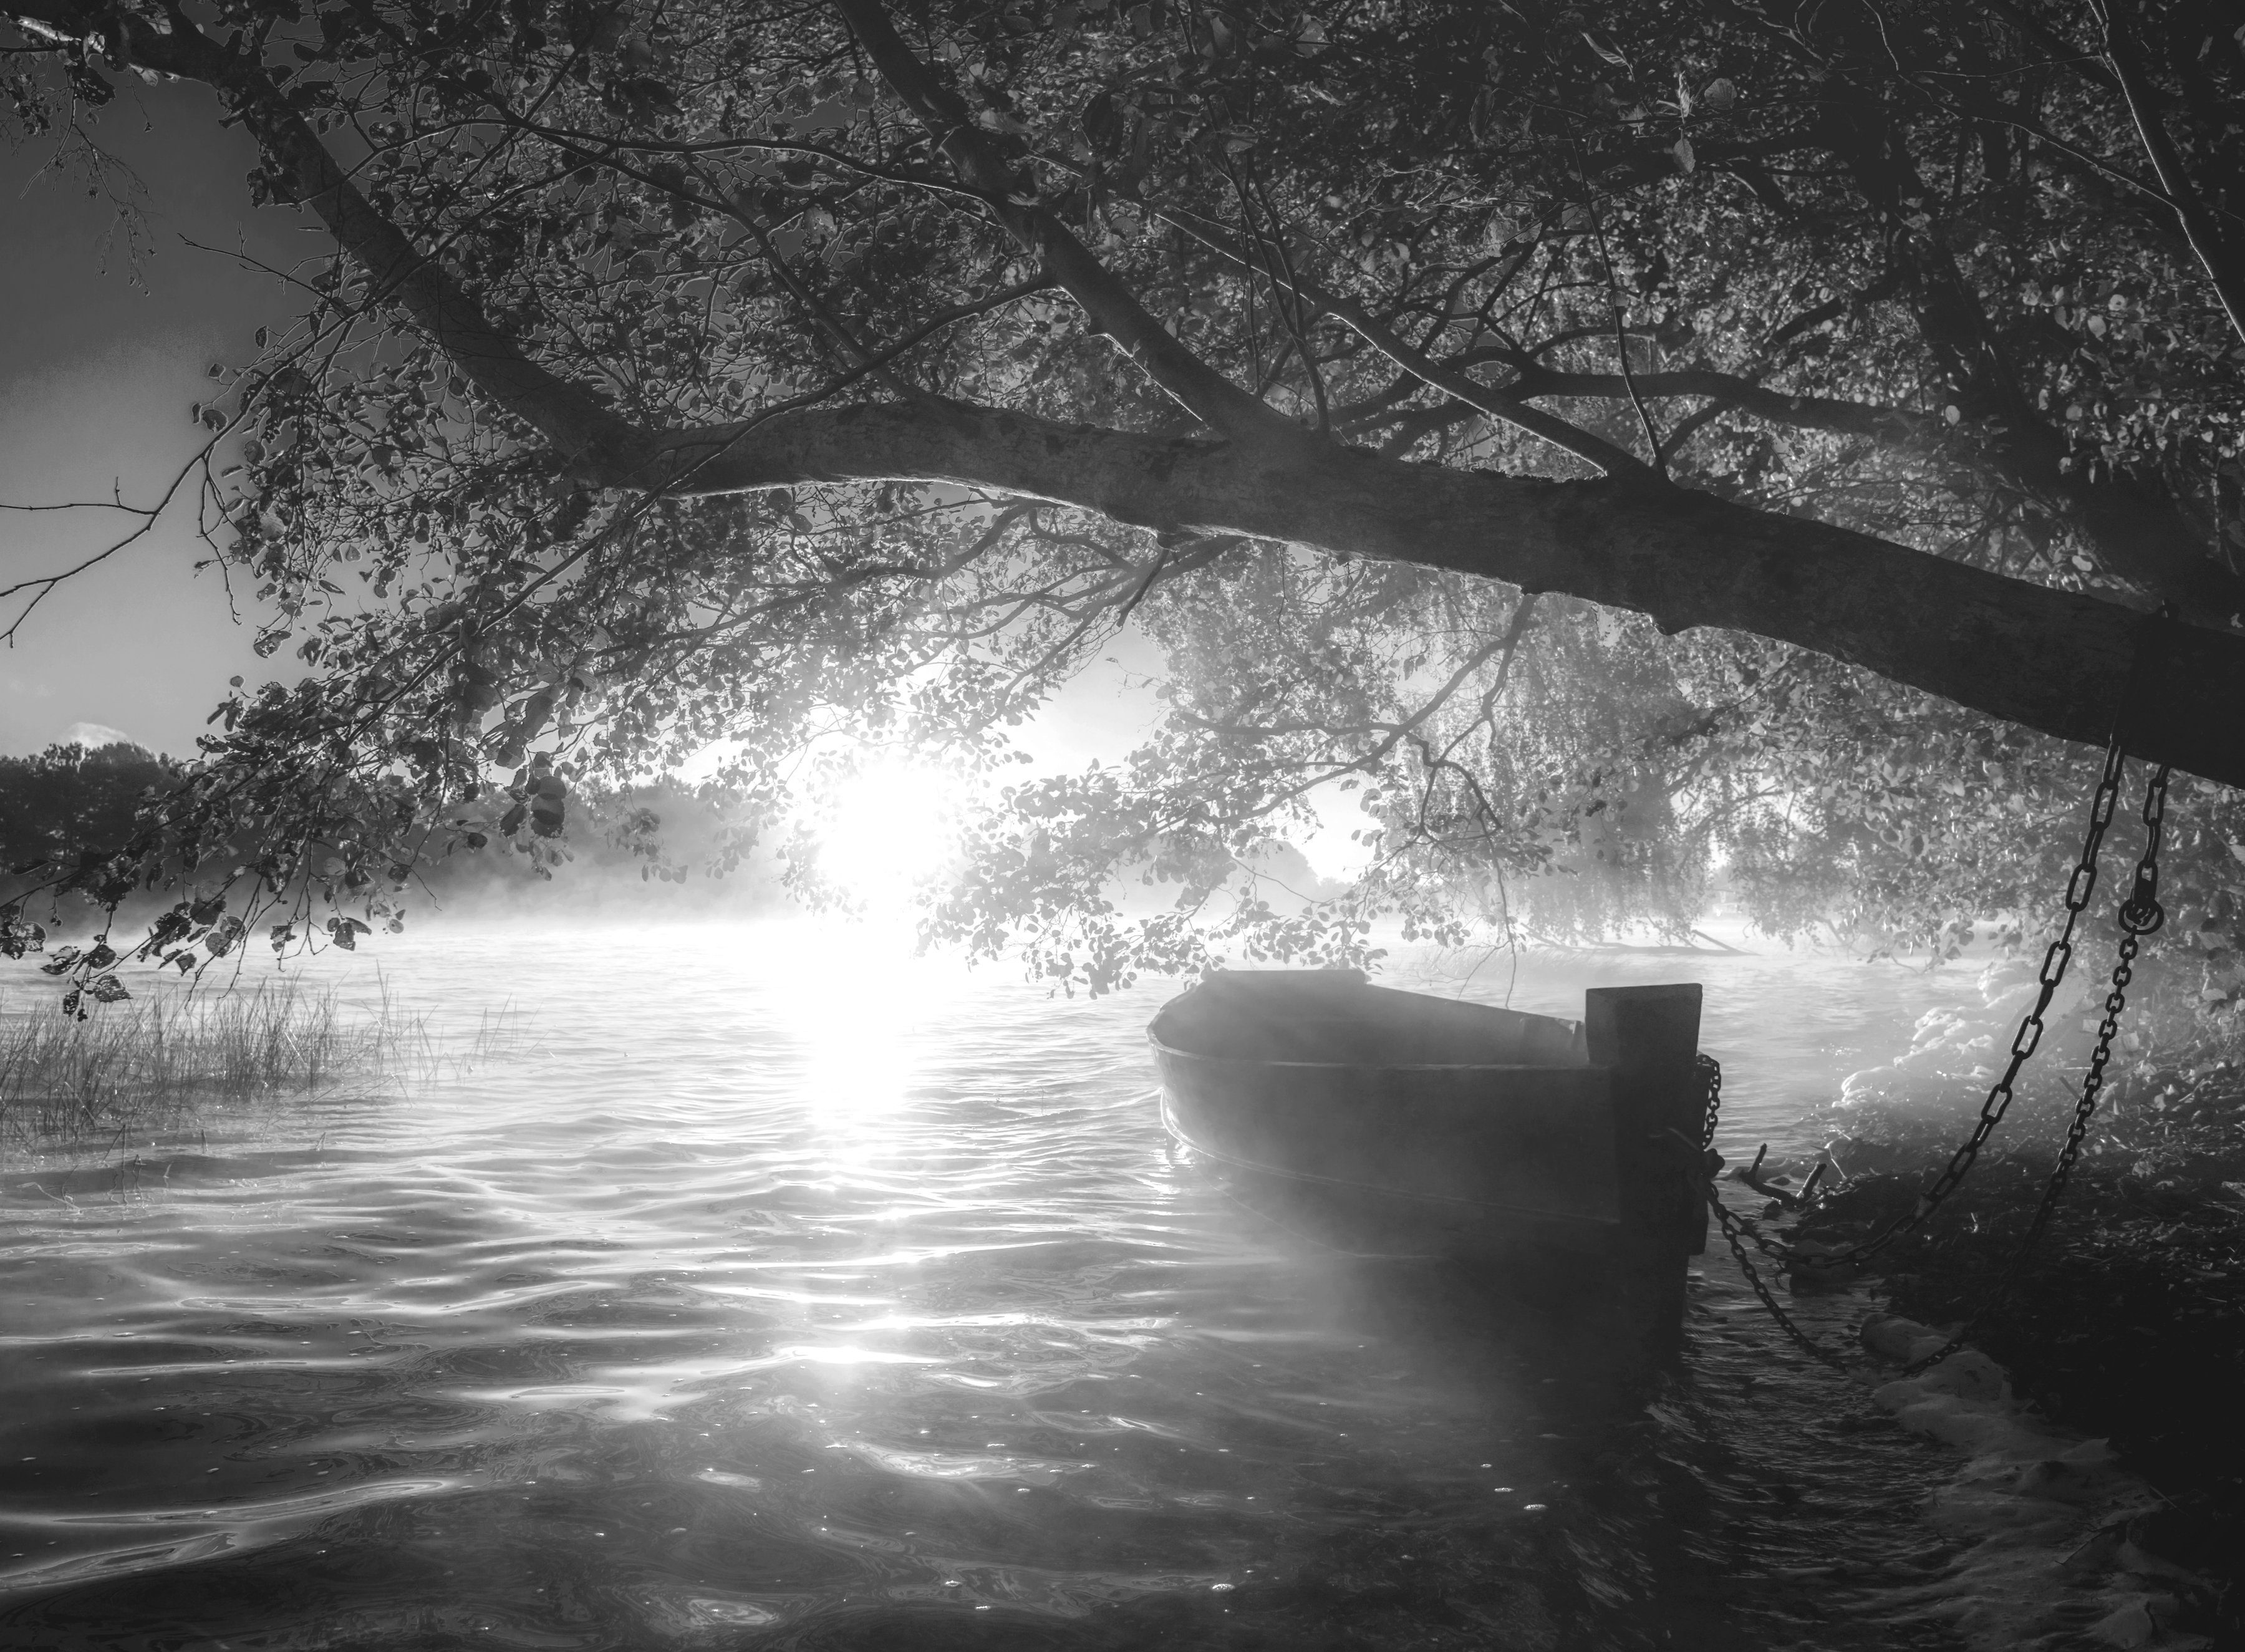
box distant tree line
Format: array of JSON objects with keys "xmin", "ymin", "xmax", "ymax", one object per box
[
  {"xmin": 0, "ymin": 744, "xmax": 176, "ymax": 881},
  {"xmin": 1, "ymin": 743, "xmax": 778, "ymax": 933}
]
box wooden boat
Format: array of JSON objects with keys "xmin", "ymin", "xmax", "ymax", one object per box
[{"xmin": 1149, "ymin": 970, "xmax": 1709, "ymax": 1345}]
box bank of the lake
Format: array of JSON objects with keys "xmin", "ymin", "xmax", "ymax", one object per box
[{"xmin": 1773, "ymin": 951, "xmax": 2245, "ymax": 1644}]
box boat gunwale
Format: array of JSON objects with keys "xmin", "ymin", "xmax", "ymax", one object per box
[{"xmin": 1145, "ymin": 1031, "xmax": 1595, "ymax": 1076}]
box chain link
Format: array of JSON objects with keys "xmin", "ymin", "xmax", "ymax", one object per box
[
  {"xmin": 1691, "ymin": 755, "xmax": 2171, "ymax": 1376},
  {"xmin": 1898, "ymin": 761, "xmax": 2171, "ymax": 1376},
  {"xmin": 1704, "ymin": 1184, "xmax": 1855, "ymax": 1371},
  {"xmin": 1785, "ymin": 736, "xmax": 2133, "ymax": 1275},
  {"xmin": 1687, "ymin": 1054, "xmax": 1852, "ymax": 1368}
]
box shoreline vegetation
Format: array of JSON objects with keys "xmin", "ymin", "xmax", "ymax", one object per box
[
  {"xmin": 0, "ymin": 980, "xmax": 512, "ymax": 1142},
  {"xmin": 0, "ymin": 741, "xmax": 800, "ymax": 934}
]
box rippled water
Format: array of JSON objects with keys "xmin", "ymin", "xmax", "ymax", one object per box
[{"xmin": 2, "ymin": 922, "xmax": 1988, "ymax": 1650}]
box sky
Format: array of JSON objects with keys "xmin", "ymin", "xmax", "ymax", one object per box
[{"xmin": 1, "ymin": 80, "xmax": 321, "ymax": 759}]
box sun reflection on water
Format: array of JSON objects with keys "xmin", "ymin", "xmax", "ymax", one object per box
[{"xmin": 750, "ymin": 915, "xmax": 972, "ymax": 1149}]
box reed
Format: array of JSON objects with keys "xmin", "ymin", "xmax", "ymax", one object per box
[{"xmin": 0, "ymin": 980, "xmax": 503, "ymax": 1140}]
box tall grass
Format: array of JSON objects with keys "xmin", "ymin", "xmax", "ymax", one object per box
[{"xmin": 0, "ymin": 981, "xmax": 507, "ymax": 1141}]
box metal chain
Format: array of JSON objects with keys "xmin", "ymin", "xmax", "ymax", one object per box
[
  {"xmin": 1693, "ymin": 1057, "xmax": 1801, "ymax": 1277},
  {"xmin": 1789, "ymin": 735, "xmax": 2133, "ymax": 1274},
  {"xmin": 1704, "ymin": 1182, "xmax": 1855, "ymax": 1371},
  {"xmin": 1682, "ymin": 1055, "xmax": 1852, "ymax": 1367},
  {"xmin": 1899, "ymin": 761, "xmax": 2171, "ymax": 1375},
  {"xmin": 1692, "ymin": 756, "xmax": 2170, "ymax": 1376}
]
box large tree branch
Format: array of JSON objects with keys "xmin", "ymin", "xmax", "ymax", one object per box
[
  {"xmin": 829, "ymin": 0, "xmax": 1296, "ymax": 450},
  {"xmin": 631, "ymin": 397, "xmax": 2245, "ymax": 790}
]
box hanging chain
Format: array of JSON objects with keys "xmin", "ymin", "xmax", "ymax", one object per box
[
  {"xmin": 1707, "ymin": 1196, "xmax": 1857, "ymax": 1371},
  {"xmin": 1691, "ymin": 753, "xmax": 2170, "ymax": 1375},
  {"xmin": 1678, "ymin": 1055, "xmax": 1849, "ymax": 1367},
  {"xmin": 1789, "ymin": 735, "xmax": 2134, "ymax": 1275},
  {"xmin": 1898, "ymin": 760, "xmax": 2171, "ymax": 1375}
]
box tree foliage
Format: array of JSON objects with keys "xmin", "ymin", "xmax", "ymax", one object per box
[
  {"xmin": 3, "ymin": 0, "xmax": 2244, "ymax": 999},
  {"xmin": 0, "ymin": 744, "xmax": 173, "ymax": 877}
]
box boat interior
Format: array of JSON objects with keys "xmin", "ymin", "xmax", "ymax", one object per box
[{"xmin": 1151, "ymin": 969, "xmax": 1588, "ymax": 1068}]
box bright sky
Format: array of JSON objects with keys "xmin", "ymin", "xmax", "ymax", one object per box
[{"xmin": 1, "ymin": 81, "xmax": 307, "ymax": 759}]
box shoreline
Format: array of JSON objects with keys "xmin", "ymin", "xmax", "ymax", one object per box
[
  {"xmin": 1852, "ymin": 1311, "xmax": 2224, "ymax": 1650},
  {"xmin": 1716, "ymin": 948, "xmax": 2245, "ymax": 1646}
]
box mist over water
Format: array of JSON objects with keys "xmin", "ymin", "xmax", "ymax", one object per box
[{"xmin": 1, "ymin": 920, "xmax": 1986, "ymax": 1649}]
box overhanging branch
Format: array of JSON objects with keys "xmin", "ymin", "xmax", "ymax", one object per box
[{"xmin": 631, "ymin": 396, "xmax": 2245, "ymax": 791}]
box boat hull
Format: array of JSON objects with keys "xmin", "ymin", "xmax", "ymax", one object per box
[
  {"xmin": 1152, "ymin": 1046, "xmax": 1623, "ymax": 1260},
  {"xmin": 1148, "ymin": 972, "xmax": 1707, "ymax": 1282}
]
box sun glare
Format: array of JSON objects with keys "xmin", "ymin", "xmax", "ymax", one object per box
[
  {"xmin": 736, "ymin": 757, "xmax": 977, "ymax": 1133},
  {"xmin": 757, "ymin": 913, "xmax": 972, "ymax": 1141},
  {"xmin": 808, "ymin": 758, "xmax": 962, "ymax": 920}
]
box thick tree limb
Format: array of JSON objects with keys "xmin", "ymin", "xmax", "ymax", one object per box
[
  {"xmin": 76, "ymin": 4, "xmax": 647, "ymax": 471},
  {"xmin": 632, "ymin": 398, "xmax": 2245, "ymax": 790}
]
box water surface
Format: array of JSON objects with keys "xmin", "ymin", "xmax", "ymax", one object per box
[{"xmin": 2, "ymin": 924, "xmax": 1984, "ymax": 1648}]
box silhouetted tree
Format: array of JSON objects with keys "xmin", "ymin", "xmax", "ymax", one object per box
[{"xmin": 4, "ymin": 0, "xmax": 2243, "ymax": 991}]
